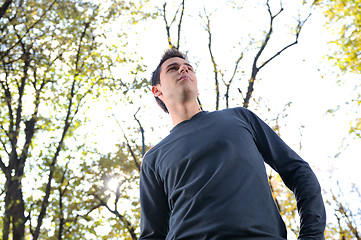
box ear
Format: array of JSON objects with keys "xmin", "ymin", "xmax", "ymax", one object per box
[{"xmin": 152, "ymin": 85, "xmax": 162, "ymax": 97}]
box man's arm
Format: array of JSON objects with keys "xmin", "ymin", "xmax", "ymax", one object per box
[
  {"xmin": 139, "ymin": 160, "xmax": 169, "ymax": 239},
  {"xmin": 244, "ymin": 108, "xmax": 326, "ymax": 239}
]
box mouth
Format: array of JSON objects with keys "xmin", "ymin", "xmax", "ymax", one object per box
[{"xmin": 178, "ymin": 75, "xmax": 190, "ymax": 81}]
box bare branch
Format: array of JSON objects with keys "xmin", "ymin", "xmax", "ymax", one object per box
[
  {"xmin": 161, "ymin": 0, "xmax": 186, "ymax": 49},
  {"xmin": 176, "ymin": 0, "xmax": 185, "ymax": 49},
  {"xmin": 114, "ymin": 116, "xmax": 141, "ymax": 172},
  {"xmin": 243, "ymin": 1, "xmax": 282, "ymax": 108},
  {"xmin": 14, "ymin": 36, "xmax": 30, "ymax": 134},
  {"xmin": 243, "ymin": 0, "xmax": 312, "ymax": 108},
  {"xmin": 17, "ymin": 69, "xmax": 46, "ymax": 175},
  {"xmin": 110, "ymin": 108, "xmax": 142, "ymax": 172},
  {"xmin": 204, "ymin": 10, "xmax": 220, "ymax": 110},
  {"xmin": 168, "ymin": 3, "xmax": 180, "ymax": 27},
  {"xmin": 113, "ymin": 179, "xmax": 127, "ymax": 212},
  {"xmin": 4, "ymin": 35, "xmax": 32, "ymax": 175},
  {"xmin": 258, "ymin": 7, "xmax": 313, "ymax": 71},
  {"xmin": 254, "ymin": 0, "xmax": 284, "ymax": 71},
  {"xmin": 224, "ymin": 52, "xmax": 244, "ymax": 108},
  {"xmin": 162, "ymin": 3, "xmax": 174, "ymax": 48},
  {"xmin": 134, "ymin": 107, "xmax": 145, "ymax": 157},
  {"xmin": 0, "ymin": 123, "xmax": 11, "ymax": 156},
  {"xmin": 0, "ymin": 72, "xmax": 15, "ymax": 142},
  {"xmin": 197, "ymin": 96, "xmax": 203, "ymax": 111},
  {"xmin": 258, "ymin": 6, "xmax": 312, "ymax": 72},
  {"xmin": 0, "ymin": 156, "xmax": 8, "ymax": 176},
  {"xmin": 238, "ymin": 88, "xmax": 244, "ymax": 100},
  {"xmin": 230, "ymin": 53, "xmax": 244, "ymax": 84},
  {"xmin": 94, "ymin": 195, "xmax": 138, "ymax": 240}
]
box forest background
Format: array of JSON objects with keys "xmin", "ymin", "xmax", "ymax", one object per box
[{"xmin": 0, "ymin": 0, "xmax": 360, "ymax": 239}]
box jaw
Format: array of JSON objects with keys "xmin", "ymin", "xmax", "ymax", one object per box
[{"xmin": 161, "ymin": 86, "xmax": 198, "ymax": 108}]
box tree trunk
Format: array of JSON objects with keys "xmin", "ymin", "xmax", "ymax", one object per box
[
  {"xmin": 3, "ymin": 184, "xmax": 11, "ymax": 240},
  {"xmin": 3, "ymin": 177, "xmax": 26, "ymax": 240}
]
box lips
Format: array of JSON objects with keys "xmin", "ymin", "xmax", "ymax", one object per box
[{"xmin": 178, "ymin": 75, "xmax": 190, "ymax": 81}]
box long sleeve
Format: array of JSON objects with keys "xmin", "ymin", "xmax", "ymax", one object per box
[
  {"xmin": 245, "ymin": 109, "xmax": 326, "ymax": 239},
  {"xmin": 139, "ymin": 160, "xmax": 170, "ymax": 240}
]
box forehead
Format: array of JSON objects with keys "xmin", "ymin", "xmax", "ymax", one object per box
[{"xmin": 160, "ymin": 57, "xmax": 190, "ymax": 71}]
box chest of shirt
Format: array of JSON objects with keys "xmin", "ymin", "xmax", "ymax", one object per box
[{"xmin": 151, "ymin": 111, "xmax": 265, "ymax": 196}]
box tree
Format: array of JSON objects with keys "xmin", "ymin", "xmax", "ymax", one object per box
[
  {"xmin": 88, "ymin": 142, "xmax": 143, "ymax": 240},
  {"xmin": 0, "ymin": 0, "xmax": 145, "ymax": 239},
  {"xmin": 315, "ymin": 1, "xmax": 361, "ymax": 238},
  {"xmin": 41, "ymin": 160, "xmax": 103, "ymax": 240},
  {"xmin": 85, "ymin": 105, "xmax": 150, "ymax": 239},
  {"xmin": 317, "ymin": 0, "xmax": 361, "ymax": 141},
  {"xmin": 317, "ymin": 0, "xmax": 361, "ymax": 74},
  {"xmin": 324, "ymin": 181, "xmax": 361, "ymax": 239}
]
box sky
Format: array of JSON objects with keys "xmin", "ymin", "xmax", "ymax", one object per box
[
  {"xmin": 82, "ymin": 0, "xmax": 360, "ymax": 234},
  {"xmin": 85, "ymin": 0, "xmax": 360, "ymax": 186}
]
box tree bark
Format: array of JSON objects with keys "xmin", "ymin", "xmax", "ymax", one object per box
[
  {"xmin": 0, "ymin": 0, "xmax": 13, "ymax": 20},
  {"xmin": 4, "ymin": 177, "xmax": 26, "ymax": 240}
]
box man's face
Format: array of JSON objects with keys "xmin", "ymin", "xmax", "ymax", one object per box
[{"xmin": 152, "ymin": 57, "xmax": 198, "ymax": 105}]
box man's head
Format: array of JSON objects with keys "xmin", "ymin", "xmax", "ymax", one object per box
[{"xmin": 151, "ymin": 48, "xmax": 197, "ymax": 113}]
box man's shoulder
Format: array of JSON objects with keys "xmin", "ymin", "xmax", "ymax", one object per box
[
  {"xmin": 142, "ymin": 140, "xmax": 163, "ymax": 161},
  {"xmin": 142, "ymin": 133, "xmax": 173, "ymax": 166},
  {"xmin": 217, "ymin": 106, "xmax": 252, "ymax": 118}
]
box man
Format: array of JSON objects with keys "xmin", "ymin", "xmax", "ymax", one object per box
[{"xmin": 139, "ymin": 48, "xmax": 326, "ymax": 239}]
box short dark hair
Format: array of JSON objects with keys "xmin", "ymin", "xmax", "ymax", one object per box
[{"xmin": 151, "ymin": 48, "xmax": 188, "ymax": 113}]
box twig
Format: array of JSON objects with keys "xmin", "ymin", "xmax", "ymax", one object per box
[
  {"xmin": 134, "ymin": 107, "xmax": 145, "ymax": 157},
  {"xmin": 113, "ymin": 115, "xmax": 141, "ymax": 172},
  {"xmin": 204, "ymin": 10, "xmax": 220, "ymax": 110}
]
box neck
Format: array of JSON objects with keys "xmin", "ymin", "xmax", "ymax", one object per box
[{"xmin": 167, "ymin": 100, "xmax": 201, "ymax": 126}]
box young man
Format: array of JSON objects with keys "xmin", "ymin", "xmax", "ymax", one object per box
[{"xmin": 139, "ymin": 48, "xmax": 326, "ymax": 239}]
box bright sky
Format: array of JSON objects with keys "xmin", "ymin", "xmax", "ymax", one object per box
[
  {"xmin": 82, "ymin": 1, "xmax": 360, "ymax": 236},
  {"xmin": 89, "ymin": 0, "xmax": 360, "ymax": 186}
]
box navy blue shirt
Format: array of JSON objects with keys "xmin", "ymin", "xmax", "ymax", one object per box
[{"xmin": 139, "ymin": 107, "xmax": 326, "ymax": 239}]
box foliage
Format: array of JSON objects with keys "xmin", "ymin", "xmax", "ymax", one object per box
[
  {"xmin": 317, "ymin": 0, "xmax": 361, "ymax": 74},
  {"xmin": 324, "ymin": 182, "xmax": 361, "ymax": 239},
  {"xmin": 268, "ymin": 171, "xmax": 299, "ymax": 238},
  {"xmin": 314, "ymin": 2, "xmax": 361, "ymax": 239},
  {"xmin": 317, "ymin": 0, "xmax": 361, "ymax": 141},
  {"xmin": 0, "ymin": 0, "xmax": 148, "ymax": 239},
  {"xmin": 83, "ymin": 142, "xmax": 144, "ymax": 240}
]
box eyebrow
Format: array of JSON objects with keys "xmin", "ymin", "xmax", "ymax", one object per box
[{"xmin": 165, "ymin": 62, "xmax": 193, "ymax": 71}]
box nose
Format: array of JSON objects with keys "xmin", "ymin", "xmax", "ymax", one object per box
[{"xmin": 179, "ymin": 64, "xmax": 189, "ymax": 73}]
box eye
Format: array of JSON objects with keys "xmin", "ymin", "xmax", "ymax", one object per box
[{"xmin": 167, "ymin": 66, "xmax": 178, "ymax": 72}]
